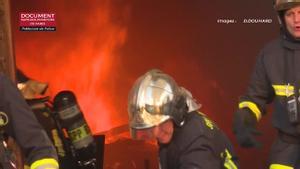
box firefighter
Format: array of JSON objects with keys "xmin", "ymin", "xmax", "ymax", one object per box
[
  {"xmin": 0, "ymin": 73, "xmax": 58, "ymax": 169},
  {"xmin": 233, "ymin": 0, "xmax": 300, "ymax": 168},
  {"xmin": 128, "ymin": 69, "xmax": 238, "ymax": 169}
]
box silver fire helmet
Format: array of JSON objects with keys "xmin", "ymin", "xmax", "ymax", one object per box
[
  {"xmin": 274, "ymin": 0, "xmax": 300, "ymax": 11},
  {"xmin": 128, "ymin": 69, "xmax": 188, "ymax": 139}
]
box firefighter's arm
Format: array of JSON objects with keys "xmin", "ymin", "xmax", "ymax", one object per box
[
  {"xmin": 233, "ymin": 50, "xmax": 274, "ymax": 148},
  {"xmin": 179, "ymin": 136, "xmax": 238, "ymax": 169},
  {"xmin": 1, "ymin": 74, "xmax": 59, "ymax": 168},
  {"xmin": 241, "ymin": 49, "xmax": 274, "ymax": 120}
]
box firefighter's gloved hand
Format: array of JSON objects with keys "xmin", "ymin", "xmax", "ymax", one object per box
[
  {"xmin": 235, "ymin": 126, "xmax": 262, "ymax": 148},
  {"xmin": 233, "ymin": 109, "xmax": 262, "ymax": 148}
]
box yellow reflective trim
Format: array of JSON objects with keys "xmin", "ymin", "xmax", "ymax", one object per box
[
  {"xmin": 223, "ymin": 149, "xmax": 238, "ymax": 169},
  {"xmin": 197, "ymin": 111, "xmax": 206, "ymax": 116},
  {"xmin": 30, "ymin": 158, "xmax": 58, "ymax": 169},
  {"xmin": 272, "ymin": 85, "xmax": 294, "ymax": 97},
  {"xmin": 270, "ymin": 164, "xmax": 293, "ymax": 169},
  {"xmin": 197, "ymin": 111, "xmax": 219, "ymax": 130},
  {"xmin": 203, "ymin": 117, "xmax": 214, "ymax": 130},
  {"xmin": 239, "ymin": 101, "xmax": 262, "ymax": 121}
]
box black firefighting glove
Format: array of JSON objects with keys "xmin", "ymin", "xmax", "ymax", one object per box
[{"xmin": 233, "ymin": 109, "xmax": 262, "ymax": 148}]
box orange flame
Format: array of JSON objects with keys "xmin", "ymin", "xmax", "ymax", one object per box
[{"xmin": 14, "ymin": 0, "xmax": 131, "ymax": 134}]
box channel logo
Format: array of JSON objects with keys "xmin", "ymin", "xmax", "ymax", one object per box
[{"xmin": 19, "ymin": 12, "xmax": 56, "ymax": 31}]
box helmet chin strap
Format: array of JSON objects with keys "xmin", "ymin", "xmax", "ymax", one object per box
[{"xmin": 277, "ymin": 15, "xmax": 282, "ymax": 25}]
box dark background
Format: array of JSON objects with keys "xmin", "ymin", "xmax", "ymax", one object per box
[{"xmin": 11, "ymin": 0, "xmax": 278, "ymax": 168}]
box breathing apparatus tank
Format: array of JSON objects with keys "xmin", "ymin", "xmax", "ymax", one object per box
[{"xmin": 53, "ymin": 90, "xmax": 97, "ymax": 169}]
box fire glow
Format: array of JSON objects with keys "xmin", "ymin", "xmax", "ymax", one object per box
[{"xmin": 13, "ymin": 0, "xmax": 131, "ymax": 134}]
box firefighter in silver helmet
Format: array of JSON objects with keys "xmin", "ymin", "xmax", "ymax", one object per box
[
  {"xmin": 128, "ymin": 69, "xmax": 238, "ymax": 169},
  {"xmin": 232, "ymin": 0, "xmax": 300, "ymax": 168}
]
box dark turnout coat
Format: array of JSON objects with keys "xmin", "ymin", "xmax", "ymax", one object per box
[
  {"xmin": 0, "ymin": 74, "xmax": 58, "ymax": 168},
  {"xmin": 237, "ymin": 35, "xmax": 300, "ymax": 167},
  {"xmin": 159, "ymin": 111, "xmax": 238, "ymax": 169},
  {"xmin": 238, "ymin": 36, "xmax": 300, "ymax": 136}
]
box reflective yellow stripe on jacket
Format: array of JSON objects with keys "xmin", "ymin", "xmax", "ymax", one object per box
[
  {"xmin": 270, "ymin": 164, "xmax": 293, "ymax": 169},
  {"xmin": 272, "ymin": 85, "xmax": 295, "ymax": 97},
  {"xmin": 223, "ymin": 149, "xmax": 238, "ymax": 169},
  {"xmin": 239, "ymin": 101, "xmax": 262, "ymax": 121},
  {"xmin": 30, "ymin": 158, "xmax": 59, "ymax": 169}
]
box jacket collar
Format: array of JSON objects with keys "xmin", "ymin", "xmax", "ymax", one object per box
[{"xmin": 281, "ymin": 35, "xmax": 300, "ymax": 50}]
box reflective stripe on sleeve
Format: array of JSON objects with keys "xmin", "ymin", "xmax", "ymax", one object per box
[
  {"xmin": 239, "ymin": 101, "xmax": 262, "ymax": 121},
  {"xmin": 270, "ymin": 164, "xmax": 293, "ymax": 169},
  {"xmin": 272, "ymin": 85, "xmax": 294, "ymax": 97},
  {"xmin": 223, "ymin": 149, "xmax": 238, "ymax": 169},
  {"xmin": 30, "ymin": 158, "xmax": 58, "ymax": 169}
]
